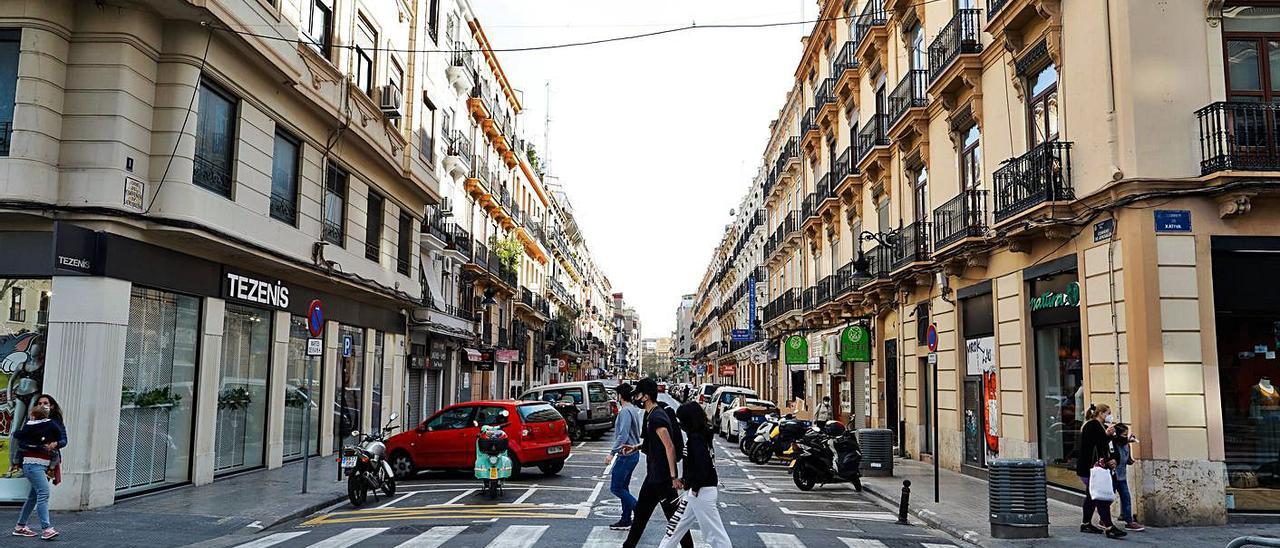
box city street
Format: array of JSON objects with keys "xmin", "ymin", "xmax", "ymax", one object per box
[{"xmin": 219, "ymin": 438, "xmax": 960, "ymax": 548}]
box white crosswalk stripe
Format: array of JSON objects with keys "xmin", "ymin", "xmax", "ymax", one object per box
[
  {"xmin": 580, "ymin": 526, "xmax": 626, "ymax": 548},
  {"xmin": 839, "ymin": 539, "xmax": 889, "ymax": 548},
  {"xmin": 231, "ymin": 532, "xmax": 309, "ymax": 548},
  {"xmin": 308, "ymin": 528, "xmax": 388, "ymax": 548},
  {"xmin": 394, "ymin": 526, "xmax": 468, "ymax": 548},
  {"xmin": 758, "ymin": 532, "xmax": 807, "ymax": 548},
  {"xmin": 921, "ymin": 544, "xmax": 958, "ymax": 548},
  {"xmin": 484, "ymin": 525, "xmax": 548, "ymax": 548}
]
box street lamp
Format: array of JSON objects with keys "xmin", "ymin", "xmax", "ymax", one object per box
[{"xmin": 851, "ymin": 229, "xmax": 899, "ymax": 279}]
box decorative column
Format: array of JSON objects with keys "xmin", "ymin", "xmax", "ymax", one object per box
[
  {"xmin": 265, "ymin": 310, "xmax": 290, "ymax": 468},
  {"xmin": 191, "ymin": 298, "xmax": 225, "ymax": 486}
]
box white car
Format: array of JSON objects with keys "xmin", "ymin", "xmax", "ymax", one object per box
[
  {"xmin": 720, "ymin": 398, "xmax": 777, "ymax": 442},
  {"xmin": 706, "ymin": 386, "xmax": 758, "ymax": 435}
]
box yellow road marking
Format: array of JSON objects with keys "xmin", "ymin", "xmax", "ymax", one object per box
[{"xmin": 303, "ymin": 504, "xmax": 582, "ymax": 526}]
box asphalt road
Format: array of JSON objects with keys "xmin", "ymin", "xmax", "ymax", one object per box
[{"xmin": 211, "ymin": 435, "xmax": 963, "ymax": 548}]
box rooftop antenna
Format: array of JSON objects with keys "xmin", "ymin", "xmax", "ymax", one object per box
[{"xmin": 543, "ymin": 80, "xmax": 553, "ymax": 182}]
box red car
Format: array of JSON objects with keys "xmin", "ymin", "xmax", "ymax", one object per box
[{"xmin": 386, "ymin": 400, "xmax": 571, "ymax": 478}]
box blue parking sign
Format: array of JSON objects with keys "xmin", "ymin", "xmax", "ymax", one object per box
[{"xmin": 342, "ymin": 335, "xmax": 353, "ymax": 357}]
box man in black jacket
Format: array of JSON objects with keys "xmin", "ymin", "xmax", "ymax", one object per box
[{"xmin": 621, "ymin": 379, "xmax": 693, "ymax": 548}]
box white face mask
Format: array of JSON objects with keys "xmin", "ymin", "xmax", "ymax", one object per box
[{"xmin": 1104, "ymin": 414, "xmax": 1114, "ymax": 424}]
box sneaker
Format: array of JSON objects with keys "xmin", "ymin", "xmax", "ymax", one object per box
[
  {"xmin": 1125, "ymin": 521, "xmax": 1146, "ymax": 531},
  {"xmin": 1080, "ymin": 523, "xmax": 1104, "ymax": 534},
  {"xmin": 608, "ymin": 520, "xmax": 632, "ymax": 530},
  {"xmin": 12, "ymin": 526, "xmax": 36, "ymax": 537},
  {"xmin": 1105, "ymin": 526, "xmax": 1128, "ymax": 539},
  {"xmin": 40, "ymin": 528, "xmax": 58, "ymax": 541}
]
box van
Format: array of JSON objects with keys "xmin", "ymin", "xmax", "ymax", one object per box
[
  {"xmin": 706, "ymin": 386, "xmax": 759, "ymax": 434},
  {"xmin": 519, "ymin": 380, "xmax": 616, "ymax": 440}
]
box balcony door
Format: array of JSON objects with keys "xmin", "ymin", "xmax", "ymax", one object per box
[
  {"xmin": 913, "ymin": 168, "xmax": 929, "ymax": 225},
  {"xmin": 1222, "ymin": 7, "xmax": 1280, "ymax": 161}
]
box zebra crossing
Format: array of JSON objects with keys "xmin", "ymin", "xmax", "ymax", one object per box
[{"xmin": 231, "ymin": 525, "xmax": 959, "ymax": 548}]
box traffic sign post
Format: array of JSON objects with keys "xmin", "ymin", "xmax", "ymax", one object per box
[{"xmin": 301, "ymin": 300, "xmax": 322, "ymax": 493}]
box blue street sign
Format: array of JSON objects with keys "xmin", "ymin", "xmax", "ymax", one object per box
[
  {"xmin": 731, "ymin": 329, "xmax": 752, "ymax": 342},
  {"xmin": 1154, "ymin": 210, "xmax": 1192, "ymax": 233},
  {"xmin": 748, "ymin": 277, "xmax": 757, "ymax": 328},
  {"xmin": 342, "ymin": 335, "xmax": 353, "ymax": 357}
]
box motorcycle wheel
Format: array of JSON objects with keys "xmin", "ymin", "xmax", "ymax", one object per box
[
  {"xmin": 380, "ymin": 468, "xmax": 396, "ymax": 497},
  {"xmin": 347, "ymin": 475, "xmax": 368, "ymax": 507},
  {"xmin": 792, "ymin": 464, "xmax": 816, "ymax": 491},
  {"xmin": 852, "ymin": 476, "xmax": 863, "ymax": 492},
  {"xmin": 750, "ymin": 443, "xmax": 772, "ymax": 465},
  {"xmin": 487, "ymin": 479, "xmax": 500, "ymax": 499}
]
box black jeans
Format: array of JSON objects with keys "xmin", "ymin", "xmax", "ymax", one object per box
[{"xmin": 622, "ymin": 481, "xmax": 694, "ymax": 548}]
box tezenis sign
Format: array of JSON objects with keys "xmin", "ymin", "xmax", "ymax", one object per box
[
  {"xmin": 224, "ymin": 271, "xmax": 291, "ymax": 309},
  {"xmin": 1029, "ymin": 281, "xmax": 1079, "ymax": 312}
]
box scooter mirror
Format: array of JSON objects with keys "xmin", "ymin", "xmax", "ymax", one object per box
[
  {"xmin": 351, "ymin": 430, "xmax": 360, "ymax": 437},
  {"xmin": 388, "ymin": 412, "xmax": 399, "ymax": 422}
]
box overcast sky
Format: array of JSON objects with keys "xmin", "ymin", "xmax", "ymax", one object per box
[{"xmin": 471, "ymin": 1, "xmax": 812, "ymax": 337}]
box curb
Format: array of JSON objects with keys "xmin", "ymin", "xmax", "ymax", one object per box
[
  {"xmin": 860, "ymin": 481, "xmax": 983, "ymax": 547},
  {"xmin": 260, "ymin": 493, "xmax": 348, "ymax": 530}
]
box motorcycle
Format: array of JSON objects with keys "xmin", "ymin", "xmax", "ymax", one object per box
[
  {"xmin": 750, "ymin": 416, "xmax": 808, "ymax": 465},
  {"xmin": 474, "ymin": 419, "xmax": 514, "ymax": 499},
  {"xmin": 553, "ymin": 399, "xmax": 583, "ymax": 441},
  {"xmin": 790, "ymin": 420, "xmax": 863, "ymax": 492},
  {"xmin": 341, "ymin": 412, "xmax": 399, "ymax": 507},
  {"xmin": 735, "ymin": 407, "xmax": 776, "ymax": 456}
]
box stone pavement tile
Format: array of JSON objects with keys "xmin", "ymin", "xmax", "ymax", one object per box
[
  {"xmin": 37, "ymin": 457, "xmax": 346, "ymax": 548},
  {"xmin": 858, "ymin": 457, "xmax": 1280, "ymax": 547}
]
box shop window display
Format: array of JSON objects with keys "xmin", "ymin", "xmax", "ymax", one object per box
[
  {"xmin": 1029, "ymin": 272, "xmax": 1084, "ymax": 488},
  {"xmin": 215, "ymin": 305, "xmax": 271, "ymax": 474},
  {"xmin": 283, "ymin": 316, "xmax": 320, "ymax": 460},
  {"xmin": 334, "ymin": 325, "xmax": 365, "ymax": 451},
  {"xmin": 0, "ymin": 278, "xmax": 49, "ymax": 501}
]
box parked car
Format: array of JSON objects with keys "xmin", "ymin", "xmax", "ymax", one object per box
[
  {"xmin": 706, "ymin": 386, "xmax": 759, "ymax": 434},
  {"xmin": 386, "ymin": 400, "xmax": 571, "ymax": 479},
  {"xmin": 720, "ymin": 398, "xmax": 777, "ymax": 442},
  {"xmin": 519, "ymin": 381, "xmax": 616, "ymax": 440},
  {"xmin": 694, "ymin": 383, "xmax": 721, "ymax": 406}
]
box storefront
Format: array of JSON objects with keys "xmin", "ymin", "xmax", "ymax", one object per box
[
  {"xmin": 1026, "ymin": 257, "xmax": 1084, "ymax": 488},
  {"xmin": 0, "ymin": 223, "xmax": 406, "ymax": 507},
  {"xmin": 957, "ymin": 282, "xmax": 996, "ymax": 472},
  {"xmin": 1213, "ymin": 236, "xmax": 1280, "ymax": 512}
]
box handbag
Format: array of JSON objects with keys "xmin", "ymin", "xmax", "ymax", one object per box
[{"xmin": 1089, "ymin": 459, "xmax": 1116, "ymax": 502}]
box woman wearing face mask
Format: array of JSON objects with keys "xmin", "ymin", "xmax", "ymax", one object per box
[{"xmin": 1077, "ymin": 403, "xmax": 1125, "ymax": 538}]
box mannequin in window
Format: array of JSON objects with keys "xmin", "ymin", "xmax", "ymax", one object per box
[{"xmin": 1253, "ymin": 377, "xmax": 1280, "ymax": 465}]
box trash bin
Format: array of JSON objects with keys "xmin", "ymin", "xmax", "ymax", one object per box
[
  {"xmin": 988, "ymin": 458, "xmax": 1049, "ymax": 539},
  {"xmin": 857, "ymin": 428, "xmax": 894, "ymax": 477}
]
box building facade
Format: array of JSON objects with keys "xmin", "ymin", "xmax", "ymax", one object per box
[
  {"xmin": 0, "ymin": 0, "xmax": 615, "ymax": 510},
  {"xmin": 687, "ymin": 0, "xmax": 1280, "ymax": 525}
]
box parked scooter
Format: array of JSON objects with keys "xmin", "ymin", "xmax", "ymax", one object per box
[
  {"xmin": 475, "ymin": 419, "xmax": 514, "ymax": 499},
  {"xmin": 750, "ymin": 415, "xmax": 809, "ymax": 465},
  {"xmin": 790, "ymin": 420, "xmax": 863, "ymax": 492},
  {"xmin": 735, "ymin": 407, "xmax": 777, "ymax": 456},
  {"xmin": 341, "ymin": 412, "xmax": 399, "ymax": 507}
]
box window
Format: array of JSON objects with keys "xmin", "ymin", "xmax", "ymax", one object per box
[
  {"xmin": 960, "ymin": 125, "xmax": 982, "ymax": 190},
  {"xmin": 0, "ymin": 29, "xmax": 18, "ymax": 156},
  {"xmin": 1224, "ymin": 6, "xmax": 1280, "ymax": 101},
  {"xmin": 365, "ymin": 191, "xmax": 384, "ymax": 262},
  {"xmin": 517, "ymin": 403, "xmax": 561, "ymax": 423},
  {"xmin": 388, "ymin": 58, "xmax": 404, "ymax": 126},
  {"xmin": 446, "ymin": 14, "xmax": 458, "ymax": 44},
  {"xmin": 907, "ymin": 24, "xmax": 926, "ymax": 72},
  {"xmin": 270, "ymin": 131, "xmax": 300, "ymax": 225},
  {"xmin": 323, "ymin": 163, "xmax": 347, "ymax": 246},
  {"xmin": 913, "ymin": 167, "xmax": 929, "ymax": 224},
  {"xmin": 397, "ymin": 211, "xmax": 413, "ymax": 275},
  {"xmin": 354, "ymin": 15, "xmax": 377, "ymax": 97},
  {"xmin": 8, "ymin": 286, "xmax": 22, "ymax": 321},
  {"xmin": 421, "ymin": 95, "xmax": 437, "ymax": 163},
  {"xmin": 428, "ymin": 406, "xmax": 475, "ymax": 430},
  {"xmin": 877, "ymin": 198, "xmax": 891, "ymax": 232},
  {"xmin": 1026, "ymin": 63, "xmax": 1059, "ymax": 147},
  {"xmin": 428, "ymin": 0, "xmax": 441, "ymax": 43},
  {"xmin": 194, "ymin": 79, "xmax": 237, "ymax": 198},
  {"xmin": 303, "ymin": 0, "xmax": 332, "ymax": 58},
  {"xmin": 476, "ymin": 406, "xmax": 508, "ymax": 426}
]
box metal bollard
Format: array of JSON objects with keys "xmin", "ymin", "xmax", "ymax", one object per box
[{"xmin": 897, "ymin": 479, "xmax": 911, "ymax": 525}]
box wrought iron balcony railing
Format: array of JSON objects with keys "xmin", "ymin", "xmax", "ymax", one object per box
[
  {"xmin": 833, "ymin": 41, "xmax": 859, "ymax": 78},
  {"xmin": 988, "ymin": 0, "xmax": 1010, "ymax": 20},
  {"xmin": 928, "ymin": 9, "xmax": 983, "ymax": 82},
  {"xmin": 857, "ymin": 114, "xmax": 889, "ymax": 163},
  {"xmin": 933, "ymin": 189, "xmax": 988, "ymax": 249},
  {"xmin": 802, "ymin": 192, "xmax": 820, "ymax": 220},
  {"xmin": 861, "ymin": 244, "xmax": 892, "ymax": 282},
  {"xmin": 887, "ymin": 69, "xmax": 929, "ymax": 126},
  {"xmin": 816, "ymin": 78, "xmax": 837, "ymax": 110},
  {"xmin": 801, "ymin": 107, "xmax": 818, "ymax": 136},
  {"xmin": 834, "ymin": 146, "xmax": 856, "ymax": 184},
  {"xmin": 815, "ymin": 275, "xmax": 832, "ymax": 306},
  {"xmin": 1197, "ymin": 101, "xmax": 1280, "ymax": 174},
  {"xmin": 448, "ymin": 130, "xmax": 473, "ymax": 167},
  {"xmin": 992, "ymin": 140, "xmax": 1074, "ymax": 222},
  {"xmin": 855, "ymin": 0, "xmax": 888, "ymax": 46},
  {"xmin": 452, "ymin": 227, "xmax": 472, "ymax": 255},
  {"xmin": 890, "ymin": 221, "xmax": 931, "ymax": 270},
  {"xmin": 802, "ymin": 286, "xmax": 818, "ymax": 310}
]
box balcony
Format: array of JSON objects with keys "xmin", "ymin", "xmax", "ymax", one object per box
[
  {"xmin": 815, "ymin": 275, "xmax": 833, "ymax": 307},
  {"xmin": 446, "ymin": 42, "xmax": 476, "ymax": 95},
  {"xmin": 468, "ymin": 82, "xmax": 492, "ymax": 122},
  {"xmin": 831, "ymin": 260, "xmax": 867, "ymax": 298},
  {"xmin": 802, "ymin": 286, "xmax": 818, "ymax": 310},
  {"xmin": 933, "ymin": 189, "xmax": 989, "ymax": 251},
  {"xmin": 451, "ymin": 226, "xmax": 472, "ymax": 256},
  {"xmin": 833, "ymin": 145, "xmax": 859, "ymax": 195},
  {"xmin": 466, "ymin": 154, "xmax": 490, "ymax": 197},
  {"xmin": 444, "ymin": 130, "xmax": 473, "ymax": 180},
  {"xmin": 466, "ymin": 239, "xmax": 490, "ymax": 271},
  {"xmin": 816, "ymin": 77, "xmax": 837, "ymax": 121},
  {"xmin": 854, "ymin": 0, "xmax": 889, "ymax": 67},
  {"xmin": 423, "ymin": 208, "xmax": 454, "ymax": 247},
  {"xmin": 802, "ymin": 192, "xmax": 820, "ymax": 222},
  {"xmin": 859, "ymin": 244, "xmax": 893, "ymax": 286},
  {"xmin": 889, "ymin": 221, "xmax": 931, "ymax": 272},
  {"xmin": 856, "ymin": 114, "xmax": 890, "ymax": 172},
  {"xmin": 1197, "ymin": 102, "xmax": 1280, "ymax": 174},
  {"xmin": 886, "ymin": 69, "xmax": 929, "ymax": 133},
  {"xmin": 992, "ymin": 141, "xmax": 1074, "ymax": 223},
  {"xmin": 929, "ymin": 9, "xmax": 984, "ymax": 84},
  {"xmin": 801, "ymin": 107, "xmax": 820, "ymax": 149},
  {"xmin": 833, "ymin": 41, "xmax": 860, "ymax": 96},
  {"xmin": 816, "ymin": 172, "xmax": 837, "ymax": 212}
]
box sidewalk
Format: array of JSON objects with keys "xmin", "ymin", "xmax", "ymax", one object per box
[
  {"xmin": 858, "ymin": 457, "xmax": 1280, "ymax": 548},
  {"xmin": 30, "ymin": 457, "xmax": 346, "ymax": 548}
]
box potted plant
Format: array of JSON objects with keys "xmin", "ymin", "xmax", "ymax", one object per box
[
  {"xmin": 217, "ymin": 386, "xmax": 252, "ymax": 411},
  {"xmin": 134, "ymin": 386, "xmax": 181, "ymax": 408}
]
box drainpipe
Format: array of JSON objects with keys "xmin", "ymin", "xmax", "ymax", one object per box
[
  {"xmin": 1104, "ymin": 0, "xmax": 1124, "ymax": 181},
  {"xmin": 1108, "ymin": 225, "xmax": 1123, "ymax": 420}
]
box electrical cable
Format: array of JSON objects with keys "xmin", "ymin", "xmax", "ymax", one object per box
[{"xmin": 144, "ymin": 25, "xmax": 214, "ymax": 214}]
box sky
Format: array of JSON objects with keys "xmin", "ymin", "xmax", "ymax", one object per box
[{"xmin": 471, "ymin": 0, "xmax": 814, "ymax": 338}]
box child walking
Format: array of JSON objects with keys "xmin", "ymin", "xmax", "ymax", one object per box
[
  {"xmin": 657, "ymin": 402, "xmax": 732, "ymax": 548},
  {"xmin": 1111, "ymin": 423, "xmax": 1145, "ymax": 531},
  {"xmin": 12, "ymin": 404, "xmax": 63, "ymax": 540}
]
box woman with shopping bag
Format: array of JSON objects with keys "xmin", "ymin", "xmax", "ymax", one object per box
[
  {"xmin": 657, "ymin": 402, "xmax": 732, "ymax": 548},
  {"xmin": 1077, "ymin": 403, "xmax": 1126, "ymax": 539}
]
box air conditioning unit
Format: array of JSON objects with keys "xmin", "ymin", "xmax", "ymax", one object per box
[{"xmin": 379, "ymin": 85, "xmax": 403, "ymax": 119}]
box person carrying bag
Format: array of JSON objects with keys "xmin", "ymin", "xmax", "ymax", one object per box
[{"xmin": 1076, "ymin": 403, "xmax": 1125, "ymax": 539}]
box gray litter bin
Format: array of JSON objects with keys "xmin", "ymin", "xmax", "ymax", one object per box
[
  {"xmin": 988, "ymin": 458, "xmax": 1049, "ymax": 539},
  {"xmin": 857, "ymin": 428, "xmax": 894, "ymax": 477}
]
